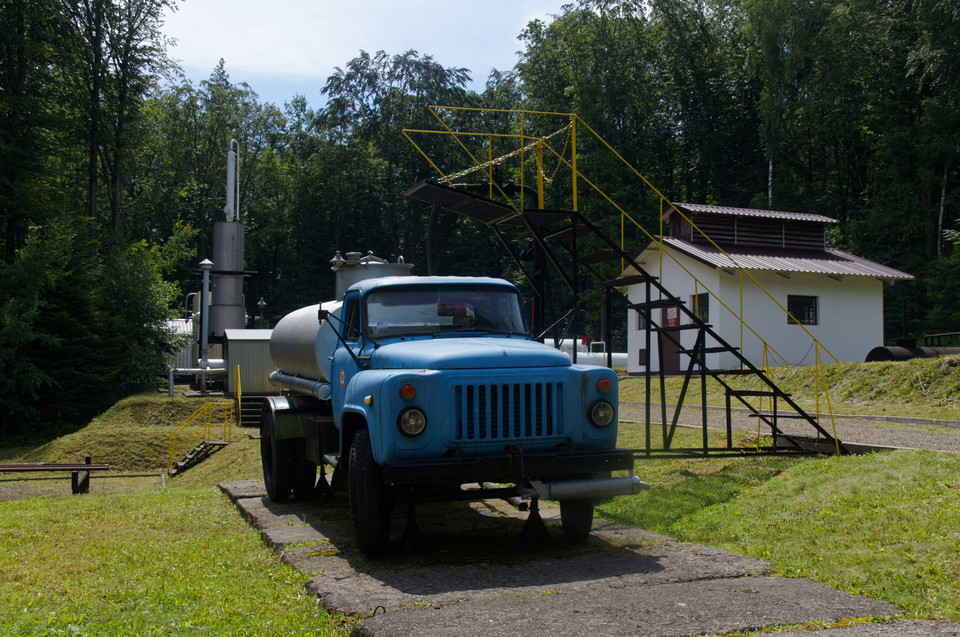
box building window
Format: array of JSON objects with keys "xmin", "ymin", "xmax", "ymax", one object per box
[
  {"xmin": 787, "ymin": 295, "xmax": 818, "ymax": 325},
  {"xmin": 691, "ymin": 293, "xmax": 709, "ymax": 323},
  {"xmin": 635, "ymin": 309, "xmax": 647, "ymax": 330}
]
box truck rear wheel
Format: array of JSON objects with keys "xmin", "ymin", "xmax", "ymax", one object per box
[
  {"xmin": 560, "ymin": 498, "xmax": 594, "ymax": 543},
  {"xmin": 261, "ymin": 407, "xmax": 293, "ymax": 502},
  {"xmin": 348, "ymin": 429, "xmax": 392, "ymax": 556}
]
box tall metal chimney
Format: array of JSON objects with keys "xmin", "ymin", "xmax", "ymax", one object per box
[{"xmin": 209, "ymin": 139, "xmax": 246, "ymax": 339}]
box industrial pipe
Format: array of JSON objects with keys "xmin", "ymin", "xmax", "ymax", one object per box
[
  {"xmin": 199, "ymin": 258, "xmax": 213, "ymax": 390},
  {"xmin": 268, "ymin": 370, "xmax": 332, "ymax": 401}
]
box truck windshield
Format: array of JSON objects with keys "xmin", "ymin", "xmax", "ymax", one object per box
[{"xmin": 364, "ymin": 285, "xmax": 528, "ymax": 338}]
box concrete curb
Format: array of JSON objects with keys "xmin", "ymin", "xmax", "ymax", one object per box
[{"xmin": 218, "ymin": 481, "xmax": 960, "ymax": 636}]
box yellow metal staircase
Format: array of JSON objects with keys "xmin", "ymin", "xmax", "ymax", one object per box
[
  {"xmin": 403, "ymin": 107, "xmax": 846, "ymax": 457},
  {"xmin": 168, "ymin": 402, "xmax": 234, "ymax": 475}
]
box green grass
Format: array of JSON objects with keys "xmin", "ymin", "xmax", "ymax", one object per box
[
  {"xmin": 0, "ymin": 486, "xmax": 352, "ymax": 636},
  {"xmin": 619, "ymin": 354, "xmax": 960, "ymax": 421},
  {"xmin": 599, "ymin": 428, "xmax": 960, "ymax": 622},
  {"xmin": 0, "ymin": 390, "xmax": 349, "ymax": 635},
  {"xmin": 13, "ymin": 389, "xmax": 232, "ymax": 471},
  {"xmin": 603, "ymin": 426, "xmax": 803, "ymax": 531},
  {"xmin": 4, "ymin": 364, "xmax": 960, "ymax": 629}
]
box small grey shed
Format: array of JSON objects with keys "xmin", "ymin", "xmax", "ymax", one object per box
[{"xmin": 224, "ymin": 329, "xmax": 277, "ymax": 395}]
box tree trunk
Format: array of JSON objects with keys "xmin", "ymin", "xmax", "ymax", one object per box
[
  {"xmin": 767, "ymin": 158, "xmax": 774, "ymax": 209},
  {"xmin": 84, "ymin": 0, "xmax": 107, "ymax": 258},
  {"xmin": 2, "ymin": 0, "xmax": 28, "ymax": 263}
]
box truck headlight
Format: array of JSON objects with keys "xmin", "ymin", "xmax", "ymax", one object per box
[
  {"xmin": 588, "ymin": 400, "xmax": 615, "ymax": 427},
  {"xmin": 398, "ymin": 408, "xmax": 427, "ymax": 436}
]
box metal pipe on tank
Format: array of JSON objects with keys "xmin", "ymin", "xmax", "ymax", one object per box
[
  {"xmin": 267, "ymin": 371, "xmax": 332, "ymax": 400},
  {"xmin": 224, "ymin": 139, "xmax": 239, "ymax": 222}
]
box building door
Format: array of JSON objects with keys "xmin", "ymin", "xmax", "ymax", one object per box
[{"xmin": 660, "ymin": 305, "xmax": 682, "ymax": 374}]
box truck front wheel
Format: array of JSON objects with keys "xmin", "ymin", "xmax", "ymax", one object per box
[
  {"xmin": 560, "ymin": 498, "xmax": 594, "ymax": 543},
  {"xmin": 348, "ymin": 429, "xmax": 392, "ymax": 556}
]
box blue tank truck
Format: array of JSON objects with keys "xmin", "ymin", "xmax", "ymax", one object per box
[{"xmin": 260, "ymin": 252, "xmax": 648, "ymax": 556}]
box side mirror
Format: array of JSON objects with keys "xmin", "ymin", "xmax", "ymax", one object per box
[{"xmin": 318, "ymin": 308, "xmax": 329, "ymax": 322}]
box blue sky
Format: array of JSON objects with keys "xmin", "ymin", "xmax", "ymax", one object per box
[{"xmin": 161, "ymin": 0, "xmax": 568, "ymax": 108}]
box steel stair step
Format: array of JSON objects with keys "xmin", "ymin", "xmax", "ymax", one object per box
[
  {"xmin": 604, "ymin": 273, "xmax": 658, "ymax": 287},
  {"xmin": 749, "ymin": 413, "xmax": 811, "ymax": 419},
  {"xmin": 687, "ymin": 369, "xmax": 755, "ymax": 376},
  {"xmin": 239, "ymin": 397, "xmax": 265, "ymax": 428},
  {"xmin": 676, "ymin": 346, "xmax": 738, "ymax": 355},
  {"xmin": 545, "ymin": 224, "xmax": 591, "ymax": 242},
  {"xmin": 578, "ymin": 249, "xmax": 620, "ymax": 265},
  {"xmin": 628, "ymin": 299, "xmax": 685, "ymax": 310},
  {"xmin": 726, "ymin": 389, "xmax": 787, "ymax": 397},
  {"xmin": 657, "ymin": 323, "xmax": 711, "ymax": 332}
]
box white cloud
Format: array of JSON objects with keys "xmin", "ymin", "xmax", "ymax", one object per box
[{"xmin": 162, "ymin": 0, "xmax": 564, "ymax": 102}]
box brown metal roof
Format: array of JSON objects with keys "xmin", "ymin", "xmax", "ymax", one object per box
[
  {"xmin": 668, "ymin": 202, "xmax": 838, "ymax": 224},
  {"xmin": 647, "ymin": 237, "xmax": 913, "ymax": 280}
]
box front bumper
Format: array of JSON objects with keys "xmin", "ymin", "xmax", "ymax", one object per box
[{"xmin": 381, "ymin": 447, "xmax": 635, "ymax": 486}]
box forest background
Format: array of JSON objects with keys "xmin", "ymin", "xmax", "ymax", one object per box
[{"xmin": 1, "ymin": 0, "xmax": 958, "ymax": 437}]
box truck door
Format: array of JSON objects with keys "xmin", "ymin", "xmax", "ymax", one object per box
[{"xmin": 331, "ymin": 292, "xmax": 363, "ymax": 424}]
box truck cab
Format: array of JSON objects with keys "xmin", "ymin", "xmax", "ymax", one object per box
[{"xmin": 261, "ymin": 269, "xmax": 647, "ymax": 556}]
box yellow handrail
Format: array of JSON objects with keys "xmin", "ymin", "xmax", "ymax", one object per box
[
  {"xmin": 402, "ymin": 107, "xmax": 840, "ymax": 432},
  {"xmin": 168, "ymin": 402, "xmax": 234, "ymax": 473},
  {"xmin": 235, "ymin": 364, "xmax": 242, "ymax": 428}
]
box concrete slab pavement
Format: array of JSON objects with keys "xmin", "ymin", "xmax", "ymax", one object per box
[{"xmin": 218, "ymin": 481, "xmax": 960, "ymax": 636}]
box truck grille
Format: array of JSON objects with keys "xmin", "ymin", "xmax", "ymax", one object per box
[{"xmin": 454, "ymin": 382, "xmax": 564, "ymax": 441}]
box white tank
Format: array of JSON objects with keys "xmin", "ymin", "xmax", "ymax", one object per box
[
  {"xmin": 269, "ymin": 300, "xmax": 342, "ymax": 383},
  {"xmin": 269, "ymin": 251, "xmax": 413, "ymax": 385},
  {"xmin": 333, "ymin": 251, "xmax": 413, "ymax": 298}
]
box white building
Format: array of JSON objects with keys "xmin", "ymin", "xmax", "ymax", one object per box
[{"xmin": 625, "ymin": 203, "xmax": 912, "ymax": 374}]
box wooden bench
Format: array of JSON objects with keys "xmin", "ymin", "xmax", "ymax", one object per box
[{"xmin": 0, "ymin": 457, "xmax": 111, "ymax": 494}]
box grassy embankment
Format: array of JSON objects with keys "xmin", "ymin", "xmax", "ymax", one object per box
[
  {"xmin": 0, "ymin": 391, "xmax": 352, "ymax": 636},
  {"xmin": 618, "ymin": 355, "xmax": 960, "ymax": 421},
  {"xmin": 603, "ymin": 356, "xmax": 960, "ymax": 622},
  {"xmin": 0, "ymin": 356, "xmax": 958, "ymax": 632}
]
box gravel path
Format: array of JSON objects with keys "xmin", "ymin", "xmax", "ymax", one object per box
[{"xmin": 619, "ymin": 401, "xmax": 960, "ymax": 453}]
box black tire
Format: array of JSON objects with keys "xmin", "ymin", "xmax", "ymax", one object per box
[
  {"xmin": 261, "ymin": 407, "xmax": 293, "ymax": 502},
  {"xmin": 293, "ymin": 456, "xmax": 318, "ymax": 501},
  {"xmin": 348, "ymin": 429, "xmax": 392, "ymax": 556},
  {"xmin": 560, "ymin": 498, "xmax": 594, "ymax": 543}
]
